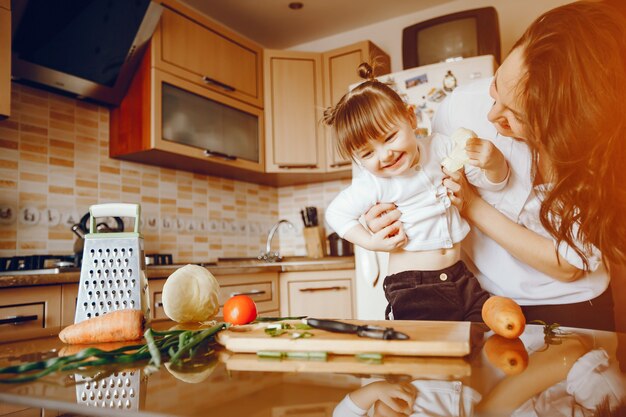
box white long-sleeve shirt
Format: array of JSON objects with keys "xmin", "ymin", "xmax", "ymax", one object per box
[
  {"xmin": 432, "ymin": 77, "xmax": 608, "ymax": 305},
  {"xmin": 325, "ymin": 133, "xmax": 507, "ymax": 251}
]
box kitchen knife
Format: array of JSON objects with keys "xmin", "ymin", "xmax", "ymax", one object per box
[{"xmin": 305, "ymin": 318, "xmax": 410, "ymax": 340}]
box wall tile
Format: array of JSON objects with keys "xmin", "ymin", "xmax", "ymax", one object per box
[{"xmin": 0, "ymin": 83, "xmax": 351, "ymax": 262}]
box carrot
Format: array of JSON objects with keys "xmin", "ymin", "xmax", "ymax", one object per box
[
  {"xmin": 483, "ymin": 334, "xmax": 529, "ymax": 375},
  {"xmin": 481, "ymin": 296, "xmax": 526, "ymax": 339},
  {"xmin": 59, "ymin": 309, "xmax": 145, "ymax": 344}
]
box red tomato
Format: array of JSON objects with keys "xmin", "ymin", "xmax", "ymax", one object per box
[{"xmin": 223, "ymin": 295, "xmax": 257, "ymax": 325}]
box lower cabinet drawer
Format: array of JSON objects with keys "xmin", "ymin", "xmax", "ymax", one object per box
[
  {"xmin": 148, "ymin": 273, "xmax": 279, "ymax": 322},
  {"xmin": 279, "ymin": 270, "xmax": 355, "ymax": 319},
  {"xmin": 0, "ymin": 285, "xmax": 62, "ymax": 342},
  {"xmin": 217, "ymin": 272, "xmax": 279, "ymax": 315}
]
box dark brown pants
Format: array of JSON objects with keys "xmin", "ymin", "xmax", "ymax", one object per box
[{"xmin": 383, "ymin": 261, "xmax": 490, "ymax": 322}]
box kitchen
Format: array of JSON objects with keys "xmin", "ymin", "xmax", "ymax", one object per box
[{"xmin": 1, "ymin": 0, "xmax": 626, "ymax": 416}]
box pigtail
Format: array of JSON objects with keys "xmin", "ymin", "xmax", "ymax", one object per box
[{"xmin": 322, "ymin": 105, "xmax": 337, "ymax": 126}]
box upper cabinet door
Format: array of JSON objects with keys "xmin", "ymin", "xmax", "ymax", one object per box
[
  {"xmin": 264, "ymin": 50, "xmax": 325, "ymax": 173},
  {"xmin": 322, "ymin": 41, "xmax": 391, "ymax": 171},
  {"xmin": 155, "ymin": 8, "xmax": 263, "ymax": 108}
]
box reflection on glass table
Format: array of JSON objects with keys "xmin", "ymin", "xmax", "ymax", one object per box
[{"xmin": 0, "ymin": 323, "xmax": 625, "ymax": 417}]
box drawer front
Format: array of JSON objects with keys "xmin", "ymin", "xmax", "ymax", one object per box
[
  {"xmin": 0, "ymin": 286, "xmax": 62, "ymax": 342},
  {"xmin": 217, "ymin": 272, "xmax": 278, "ymax": 315},
  {"xmin": 286, "ymin": 279, "xmax": 352, "ymax": 319},
  {"xmin": 219, "ymin": 281, "xmax": 272, "ymax": 304},
  {"xmin": 147, "ymin": 273, "xmax": 279, "ymax": 321},
  {"xmin": 0, "ymin": 303, "xmax": 44, "ymax": 330}
]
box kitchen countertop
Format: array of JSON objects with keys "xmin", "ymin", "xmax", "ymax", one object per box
[
  {"xmin": 1, "ymin": 322, "xmax": 624, "ymax": 416},
  {"xmin": 0, "ymin": 256, "xmax": 355, "ymax": 288}
]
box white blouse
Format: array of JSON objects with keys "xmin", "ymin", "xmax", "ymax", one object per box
[
  {"xmin": 432, "ymin": 77, "xmax": 609, "ymax": 305},
  {"xmin": 325, "ymin": 133, "xmax": 507, "ymax": 251}
]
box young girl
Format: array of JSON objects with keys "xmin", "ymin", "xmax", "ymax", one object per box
[{"xmin": 324, "ymin": 63, "xmax": 509, "ymax": 321}]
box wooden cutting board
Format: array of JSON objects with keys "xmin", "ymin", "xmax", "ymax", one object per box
[
  {"xmin": 216, "ymin": 319, "xmax": 471, "ymax": 357},
  {"xmin": 221, "ymin": 352, "xmax": 471, "ymax": 378}
]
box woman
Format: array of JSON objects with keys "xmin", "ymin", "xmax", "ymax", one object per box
[{"xmin": 365, "ymin": 1, "xmax": 626, "ymax": 330}]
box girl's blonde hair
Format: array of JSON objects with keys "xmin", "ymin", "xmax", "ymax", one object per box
[{"xmin": 323, "ymin": 63, "xmax": 411, "ymax": 160}]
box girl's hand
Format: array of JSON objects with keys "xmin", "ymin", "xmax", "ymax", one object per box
[
  {"xmin": 371, "ymin": 381, "xmax": 417, "ymax": 416},
  {"xmin": 364, "ymin": 203, "xmax": 402, "ymax": 233},
  {"xmin": 442, "ymin": 167, "xmax": 477, "ymax": 215},
  {"xmin": 465, "ymin": 137, "xmax": 506, "ymax": 172},
  {"xmin": 369, "ymin": 221, "xmax": 408, "ymax": 251}
]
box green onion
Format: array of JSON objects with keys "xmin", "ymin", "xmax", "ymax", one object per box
[
  {"xmin": 355, "ymin": 353, "xmax": 383, "ymax": 364},
  {"xmin": 0, "ymin": 324, "xmax": 226, "ymax": 384}
]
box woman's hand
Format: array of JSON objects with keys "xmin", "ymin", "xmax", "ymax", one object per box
[
  {"xmin": 368, "ymin": 221, "xmax": 408, "ymax": 252},
  {"xmin": 442, "ymin": 167, "xmax": 478, "ymax": 216},
  {"xmin": 364, "ymin": 203, "xmax": 402, "ymax": 233}
]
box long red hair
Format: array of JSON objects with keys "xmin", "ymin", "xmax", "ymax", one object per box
[{"xmin": 514, "ymin": 1, "xmax": 626, "ymax": 268}]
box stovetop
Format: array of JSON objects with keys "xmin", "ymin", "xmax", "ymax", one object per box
[{"xmin": 0, "ymin": 253, "xmax": 179, "ymax": 276}]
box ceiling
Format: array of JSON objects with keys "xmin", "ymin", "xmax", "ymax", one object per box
[{"xmin": 180, "ymin": 0, "xmax": 453, "ymax": 49}]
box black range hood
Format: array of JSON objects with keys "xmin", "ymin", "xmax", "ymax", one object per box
[{"xmin": 11, "ymin": 0, "xmax": 162, "ymax": 106}]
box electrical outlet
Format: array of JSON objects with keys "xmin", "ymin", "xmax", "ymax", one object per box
[{"xmin": 19, "ymin": 207, "xmax": 41, "ymax": 226}]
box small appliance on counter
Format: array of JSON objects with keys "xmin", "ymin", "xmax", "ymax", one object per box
[
  {"xmin": 327, "ymin": 233, "xmax": 354, "ymax": 257},
  {"xmin": 300, "ymin": 206, "xmax": 325, "ymax": 259}
]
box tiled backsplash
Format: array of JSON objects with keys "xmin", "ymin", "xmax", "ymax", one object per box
[
  {"xmin": 277, "ymin": 180, "xmax": 350, "ymax": 255},
  {"xmin": 0, "ymin": 83, "xmax": 349, "ymax": 262}
]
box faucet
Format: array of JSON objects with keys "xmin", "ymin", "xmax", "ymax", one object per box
[{"xmin": 259, "ymin": 219, "xmax": 295, "ymax": 262}]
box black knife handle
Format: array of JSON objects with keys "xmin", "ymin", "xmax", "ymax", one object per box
[{"xmin": 306, "ymin": 318, "xmax": 358, "ymax": 334}]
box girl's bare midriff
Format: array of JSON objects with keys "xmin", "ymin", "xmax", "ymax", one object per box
[{"xmin": 387, "ymin": 243, "xmax": 462, "ymax": 275}]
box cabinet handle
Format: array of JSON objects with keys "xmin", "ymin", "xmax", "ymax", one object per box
[
  {"xmin": 230, "ymin": 289, "xmax": 266, "ymax": 297},
  {"xmin": 154, "ymin": 301, "xmax": 164, "ymax": 308},
  {"xmin": 0, "ymin": 315, "xmax": 38, "ymax": 325},
  {"xmin": 330, "ymin": 161, "xmax": 352, "ymax": 168},
  {"xmin": 299, "ymin": 286, "xmax": 347, "ymax": 292},
  {"xmin": 204, "ymin": 149, "xmax": 237, "ymax": 161},
  {"xmin": 202, "ymin": 76, "xmax": 236, "ymax": 92},
  {"xmin": 277, "ymin": 164, "xmax": 318, "ymax": 169}
]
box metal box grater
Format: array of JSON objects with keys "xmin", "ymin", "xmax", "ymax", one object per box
[
  {"xmin": 75, "ymin": 370, "xmax": 146, "ymax": 410},
  {"xmin": 75, "ymin": 203, "xmax": 150, "ymax": 324}
]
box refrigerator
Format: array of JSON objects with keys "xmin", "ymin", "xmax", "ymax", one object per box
[{"xmin": 351, "ymin": 55, "xmax": 497, "ymax": 320}]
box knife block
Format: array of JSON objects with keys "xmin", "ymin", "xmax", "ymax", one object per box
[{"xmin": 303, "ymin": 226, "xmax": 326, "ymax": 258}]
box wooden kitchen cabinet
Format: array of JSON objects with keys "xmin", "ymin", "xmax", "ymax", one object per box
[
  {"xmin": 0, "ymin": 285, "xmax": 62, "ymax": 343},
  {"xmin": 148, "ymin": 272, "xmax": 279, "ymax": 321},
  {"xmin": 264, "ymin": 41, "xmax": 390, "ymax": 176},
  {"xmin": 264, "ymin": 50, "xmax": 326, "ymax": 173},
  {"xmin": 217, "ymin": 272, "xmax": 279, "ymax": 317},
  {"xmin": 322, "ymin": 41, "xmax": 391, "ymax": 171},
  {"xmin": 61, "ymin": 284, "xmax": 78, "ymax": 327},
  {"xmin": 0, "ymin": 0, "xmax": 10, "ymax": 120},
  {"xmin": 153, "ymin": 6, "xmax": 263, "ymax": 108},
  {"xmin": 279, "ymin": 269, "xmax": 355, "ymax": 319},
  {"xmin": 149, "ymin": 278, "xmax": 167, "ymax": 321},
  {"xmin": 111, "ymin": 47, "xmax": 266, "ymax": 183},
  {"xmin": 110, "ymin": 0, "xmax": 267, "ymax": 184}
]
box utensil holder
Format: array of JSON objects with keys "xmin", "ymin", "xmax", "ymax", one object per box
[{"xmin": 303, "ymin": 226, "xmax": 325, "ymax": 258}]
